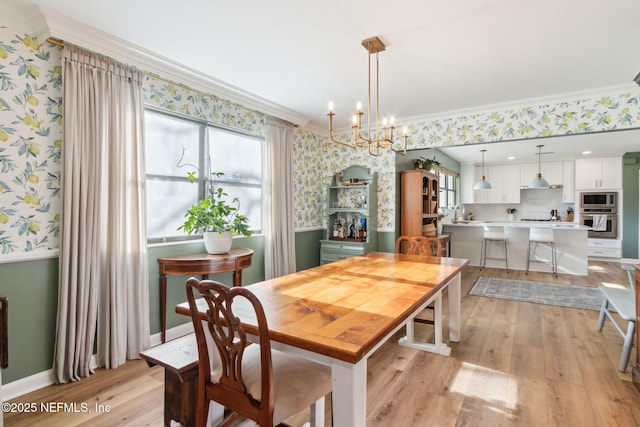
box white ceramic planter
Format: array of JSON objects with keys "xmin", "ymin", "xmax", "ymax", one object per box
[{"xmin": 203, "ymin": 231, "xmax": 232, "ymax": 254}]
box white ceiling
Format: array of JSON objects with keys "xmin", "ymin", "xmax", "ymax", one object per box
[{"xmin": 8, "ymin": 0, "xmax": 640, "ymax": 161}]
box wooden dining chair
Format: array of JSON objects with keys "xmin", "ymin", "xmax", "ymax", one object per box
[
  {"xmin": 395, "ymin": 235, "xmax": 442, "ymax": 258},
  {"xmin": 186, "ymin": 278, "xmax": 332, "ymax": 427}
]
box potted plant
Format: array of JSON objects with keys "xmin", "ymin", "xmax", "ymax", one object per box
[
  {"xmin": 179, "ymin": 172, "xmax": 252, "ymax": 254},
  {"xmin": 414, "ymin": 156, "xmax": 441, "ymax": 171}
]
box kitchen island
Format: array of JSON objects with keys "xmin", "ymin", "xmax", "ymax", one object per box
[{"xmin": 443, "ymin": 221, "xmax": 590, "ymax": 275}]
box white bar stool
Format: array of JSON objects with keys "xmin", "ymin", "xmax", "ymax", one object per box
[
  {"xmin": 526, "ymin": 227, "xmax": 557, "ymax": 277},
  {"xmin": 479, "ymin": 226, "xmax": 508, "ymax": 272}
]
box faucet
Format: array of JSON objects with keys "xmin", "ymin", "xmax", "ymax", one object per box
[
  {"xmin": 451, "ymin": 205, "xmax": 465, "ymax": 223},
  {"xmin": 451, "ymin": 206, "xmax": 459, "ymax": 223}
]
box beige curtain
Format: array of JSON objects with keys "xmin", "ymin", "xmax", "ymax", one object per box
[
  {"xmin": 53, "ymin": 45, "xmax": 149, "ymax": 383},
  {"xmin": 264, "ymin": 117, "xmax": 296, "ymax": 279}
]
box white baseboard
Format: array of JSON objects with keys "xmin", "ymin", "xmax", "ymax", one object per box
[
  {"xmin": 2, "ymin": 369, "xmax": 56, "ymax": 402},
  {"xmin": 620, "ymin": 258, "xmax": 639, "ymax": 264},
  {"xmin": 2, "ymin": 323, "xmax": 195, "ymax": 402}
]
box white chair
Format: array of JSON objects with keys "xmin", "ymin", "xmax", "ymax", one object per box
[
  {"xmin": 596, "ymin": 265, "xmax": 636, "ymax": 372},
  {"xmin": 480, "ymin": 226, "xmax": 509, "ymax": 272},
  {"xmin": 526, "ymin": 227, "xmax": 557, "ymax": 277}
]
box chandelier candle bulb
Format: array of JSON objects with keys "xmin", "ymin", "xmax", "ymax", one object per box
[{"xmin": 328, "ymin": 102, "xmax": 334, "ymax": 113}]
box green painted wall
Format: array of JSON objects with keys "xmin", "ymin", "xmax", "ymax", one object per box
[
  {"xmin": 0, "ymin": 258, "xmax": 58, "ymax": 384},
  {"xmin": 622, "ymin": 153, "xmax": 640, "ymax": 259},
  {"xmin": 295, "ymin": 229, "xmax": 323, "ymax": 271},
  {"xmin": 377, "ymin": 231, "xmax": 396, "ymax": 253}
]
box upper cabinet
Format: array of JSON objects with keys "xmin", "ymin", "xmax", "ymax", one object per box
[
  {"xmin": 460, "ymin": 163, "xmax": 477, "ymax": 204},
  {"xmin": 462, "ymin": 160, "xmax": 577, "ymax": 204},
  {"xmin": 520, "ymin": 161, "xmax": 563, "ymax": 187},
  {"xmin": 460, "ymin": 164, "xmax": 520, "ymax": 204},
  {"xmin": 487, "ymin": 164, "xmax": 521, "ymax": 204},
  {"xmin": 562, "ymin": 160, "xmax": 575, "ymax": 203},
  {"xmin": 575, "ymin": 158, "xmax": 621, "ymax": 190}
]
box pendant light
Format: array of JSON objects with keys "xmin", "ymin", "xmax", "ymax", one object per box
[
  {"xmin": 473, "ymin": 149, "xmax": 492, "ymax": 190},
  {"xmin": 528, "ymin": 144, "xmax": 550, "ymax": 189}
]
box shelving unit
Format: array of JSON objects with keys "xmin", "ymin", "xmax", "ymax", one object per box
[
  {"xmin": 400, "ymin": 169, "xmax": 439, "ymax": 236},
  {"xmin": 320, "ymin": 165, "xmax": 377, "ymax": 265}
]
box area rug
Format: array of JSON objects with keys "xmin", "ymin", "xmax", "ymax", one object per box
[{"xmin": 468, "ymin": 276, "xmax": 604, "ymax": 311}]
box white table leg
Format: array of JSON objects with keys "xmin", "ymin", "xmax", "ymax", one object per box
[
  {"xmin": 398, "ymin": 291, "xmax": 451, "ymax": 356},
  {"xmin": 310, "ymin": 396, "xmax": 325, "ymax": 427},
  {"xmin": 448, "ymin": 273, "xmax": 461, "ymax": 342},
  {"xmin": 332, "ymin": 359, "xmax": 367, "ymax": 427}
]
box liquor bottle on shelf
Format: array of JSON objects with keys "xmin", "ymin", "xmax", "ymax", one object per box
[{"xmin": 333, "ymin": 219, "xmax": 339, "ymax": 237}]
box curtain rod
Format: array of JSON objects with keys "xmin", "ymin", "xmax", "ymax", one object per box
[{"xmin": 45, "ymin": 37, "xmax": 265, "ymax": 119}]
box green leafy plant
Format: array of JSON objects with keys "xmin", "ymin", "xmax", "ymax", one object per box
[
  {"xmin": 178, "ymin": 172, "xmax": 253, "ymax": 237},
  {"xmin": 414, "ymin": 156, "xmax": 441, "ymax": 171}
]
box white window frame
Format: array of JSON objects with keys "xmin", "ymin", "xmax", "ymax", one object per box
[{"xmin": 145, "ymin": 108, "xmax": 264, "ymax": 243}]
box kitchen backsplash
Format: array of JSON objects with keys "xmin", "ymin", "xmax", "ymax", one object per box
[{"xmin": 447, "ymin": 188, "xmax": 575, "ymax": 222}]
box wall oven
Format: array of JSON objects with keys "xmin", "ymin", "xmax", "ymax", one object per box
[
  {"xmin": 581, "ymin": 213, "xmax": 617, "ymax": 239},
  {"xmin": 580, "ymin": 192, "xmax": 617, "ymax": 210}
]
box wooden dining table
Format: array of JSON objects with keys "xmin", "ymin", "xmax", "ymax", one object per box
[{"xmin": 176, "ymin": 251, "xmax": 468, "ymax": 427}]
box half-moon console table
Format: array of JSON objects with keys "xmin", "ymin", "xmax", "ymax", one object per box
[{"xmin": 157, "ymin": 248, "xmax": 253, "ymax": 343}]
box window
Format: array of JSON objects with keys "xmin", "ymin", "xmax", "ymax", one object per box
[
  {"xmin": 438, "ymin": 169, "xmax": 458, "ymax": 208},
  {"xmin": 145, "ymin": 109, "xmax": 263, "ymax": 242}
]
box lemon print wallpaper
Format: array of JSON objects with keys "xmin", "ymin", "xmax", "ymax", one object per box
[
  {"xmin": 1, "ymin": 23, "xmax": 640, "ymax": 258},
  {"xmin": 0, "ymin": 27, "xmax": 63, "ymax": 255}
]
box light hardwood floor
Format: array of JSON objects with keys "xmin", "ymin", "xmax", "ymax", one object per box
[{"xmin": 5, "ymin": 261, "xmax": 639, "ymax": 426}]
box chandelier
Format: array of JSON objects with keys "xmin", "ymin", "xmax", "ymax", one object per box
[{"xmin": 327, "ymin": 36, "xmax": 408, "ymax": 156}]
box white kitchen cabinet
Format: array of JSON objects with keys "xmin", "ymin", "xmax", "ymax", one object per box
[
  {"xmin": 520, "ymin": 161, "xmax": 563, "ymax": 187},
  {"xmin": 460, "ymin": 165, "xmax": 489, "ymax": 204},
  {"xmin": 587, "ymin": 238, "xmax": 621, "ymax": 258},
  {"xmin": 562, "ymin": 160, "xmax": 575, "ymax": 203},
  {"xmin": 474, "ymin": 166, "xmax": 489, "ymax": 203},
  {"xmin": 575, "ymin": 157, "xmax": 621, "ymax": 190},
  {"xmin": 460, "ymin": 163, "xmax": 477, "ymax": 204},
  {"xmin": 487, "ymin": 164, "xmax": 521, "ymax": 203},
  {"xmin": 461, "ymin": 164, "xmax": 521, "ymax": 204}
]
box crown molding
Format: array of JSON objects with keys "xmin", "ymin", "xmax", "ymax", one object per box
[
  {"xmin": 3, "ymin": 2, "xmax": 49, "ymax": 41},
  {"xmin": 38, "ymin": 7, "xmax": 311, "ymax": 127}
]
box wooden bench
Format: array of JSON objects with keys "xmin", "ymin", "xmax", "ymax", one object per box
[{"xmin": 140, "ymin": 334, "xmax": 198, "ymax": 427}]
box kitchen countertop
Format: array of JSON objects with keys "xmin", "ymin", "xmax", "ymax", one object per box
[
  {"xmin": 442, "ymin": 220, "xmax": 589, "ymax": 275},
  {"xmin": 444, "ymin": 220, "xmax": 590, "ymax": 230}
]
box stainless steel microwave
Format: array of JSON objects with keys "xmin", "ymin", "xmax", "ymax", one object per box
[{"xmin": 580, "ymin": 191, "xmax": 617, "ymax": 211}]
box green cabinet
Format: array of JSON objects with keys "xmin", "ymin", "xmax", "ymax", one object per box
[{"xmin": 320, "ymin": 165, "xmax": 377, "ymax": 264}]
